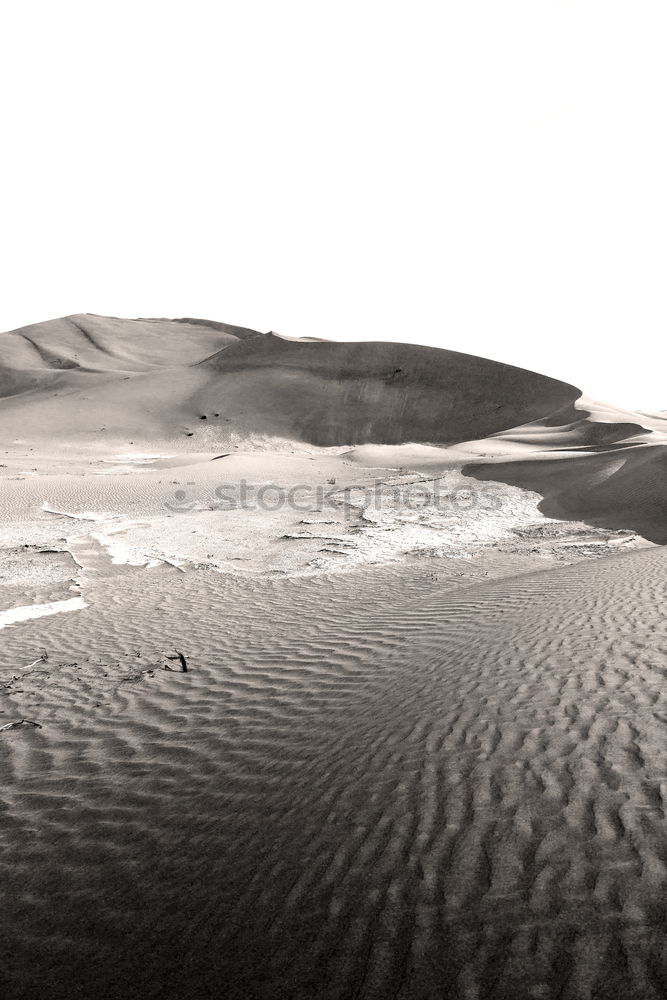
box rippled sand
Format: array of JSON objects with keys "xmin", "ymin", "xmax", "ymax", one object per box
[{"xmin": 1, "ymin": 544, "xmax": 666, "ymax": 999}]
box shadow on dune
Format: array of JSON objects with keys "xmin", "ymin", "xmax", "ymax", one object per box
[
  {"xmin": 197, "ymin": 333, "xmax": 581, "ymax": 446},
  {"xmin": 464, "ymin": 444, "xmax": 667, "ymax": 544}
]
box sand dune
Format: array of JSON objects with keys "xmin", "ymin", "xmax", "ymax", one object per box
[
  {"xmin": 1, "ymin": 313, "xmax": 580, "ymax": 448},
  {"xmin": 342, "ymin": 395, "xmax": 667, "ymax": 544},
  {"xmin": 1, "ymin": 313, "xmax": 666, "ymax": 998},
  {"xmin": 0, "ymin": 313, "xmax": 259, "ymax": 379},
  {"xmin": 195, "ymin": 332, "xmax": 581, "ymax": 446},
  {"xmin": 466, "ymin": 443, "xmax": 667, "ymax": 544},
  {"xmin": 3, "ymin": 312, "xmax": 663, "ymax": 544},
  {"xmin": 459, "ymin": 397, "xmax": 665, "ymax": 543}
]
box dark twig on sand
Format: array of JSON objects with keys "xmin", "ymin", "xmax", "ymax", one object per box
[{"xmin": 164, "ymin": 649, "xmax": 188, "ymax": 672}]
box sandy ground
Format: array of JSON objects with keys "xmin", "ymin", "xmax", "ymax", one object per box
[
  {"xmin": 0, "ymin": 542, "xmax": 665, "ymax": 999},
  {"xmin": 1, "ymin": 316, "xmax": 666, "ymax": 998}
]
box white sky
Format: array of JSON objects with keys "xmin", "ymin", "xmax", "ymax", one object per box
[{"xmin": 1, "ymin": 2, "xmax": 665, "ymax": 410}]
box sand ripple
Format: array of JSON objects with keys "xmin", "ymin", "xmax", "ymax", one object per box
[{"xmin": 0, "ymin": 549, "xmax": 665, "ymax": 998}]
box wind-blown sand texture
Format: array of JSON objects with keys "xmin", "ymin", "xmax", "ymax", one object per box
[{"xmin": 0, "ymin": 315, "xmax": 665, "ymax": 999}]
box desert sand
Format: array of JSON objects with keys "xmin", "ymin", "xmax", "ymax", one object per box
[{"xmin": 0, "ymin": 315, "xmax": 665, "ymax": 999}]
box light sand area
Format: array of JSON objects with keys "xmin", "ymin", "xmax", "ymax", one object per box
[
  {"xmin": 0, "ymin": 448, "xmax": 649, "ymax": 582},
  {"xmin": 0, "ymin": 546, "xmax": 665, "ymax": 998}
]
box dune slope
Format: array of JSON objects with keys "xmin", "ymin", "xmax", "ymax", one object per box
[
  {"xmin": 463, "ymin": 399, "xmax": 666, "ymax": 543},
  {"xmin": 0, "ymin": 314, "xmax": 580, "ymax": 446},
  {"xmin": 196, "ymin": 332, "xmax": 583, "ymax": 446}
]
